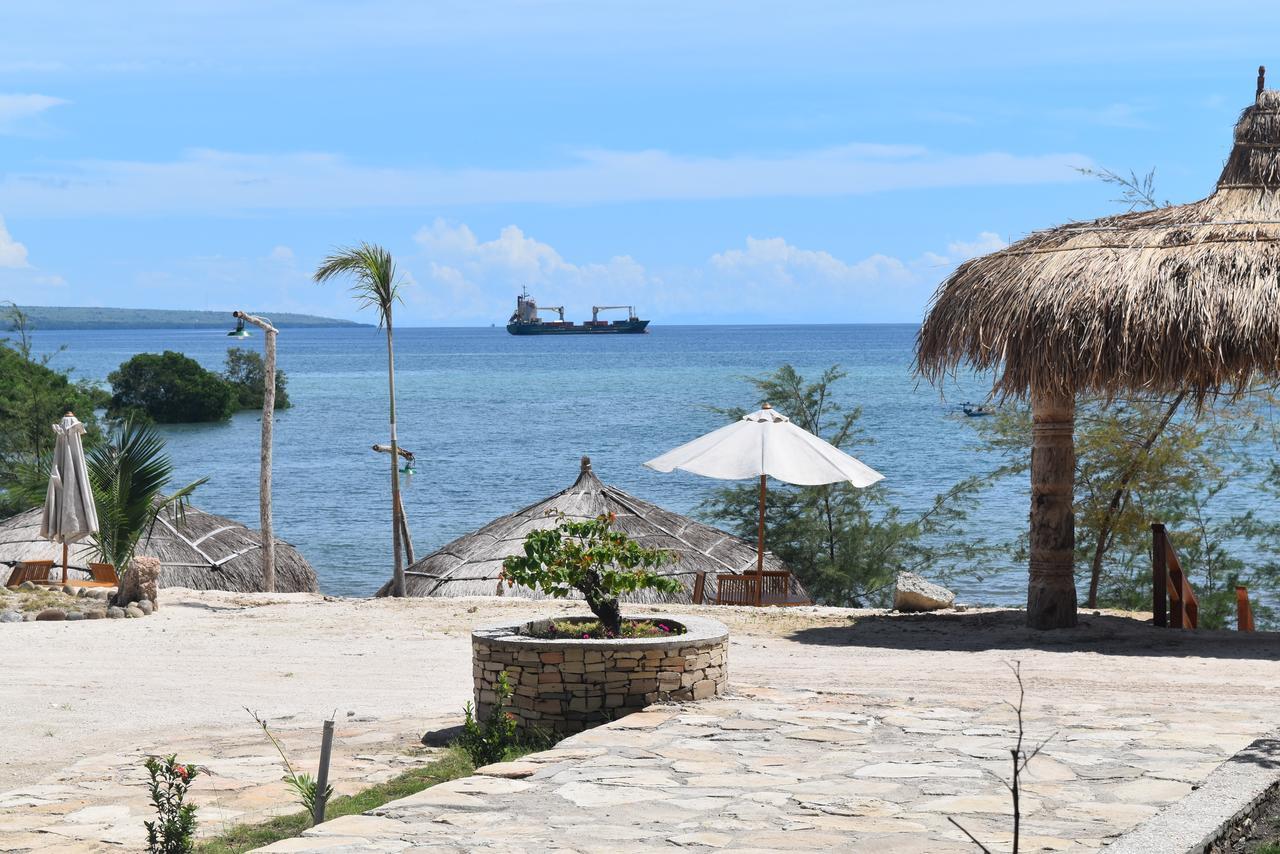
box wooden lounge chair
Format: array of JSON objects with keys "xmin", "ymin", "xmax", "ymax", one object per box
[
  {"xmin": 4, "ymin": 560, "xmax": 55, "ymax": 587},
  {"xmin": 66, "ymin": 563, "xmax": 120, "ymax": 589}
]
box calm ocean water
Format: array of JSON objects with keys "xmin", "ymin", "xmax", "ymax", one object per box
[{"xmin": 27, "ymin": 324, "xmax": 1034, "ymax": 601}]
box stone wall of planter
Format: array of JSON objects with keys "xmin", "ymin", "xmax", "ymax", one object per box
[{"xmin": 472, "ymin": 614, "xmax": 729, "ymax": 735}]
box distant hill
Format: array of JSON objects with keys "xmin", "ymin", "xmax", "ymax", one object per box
[{"xmin": 14, "ymin": 306, "xmax": 367, "ymax": 330}]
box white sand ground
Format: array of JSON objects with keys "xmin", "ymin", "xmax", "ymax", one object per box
[{"xmin": 3, "ymin": 589, "xmax": 1279, "ymax": 851}]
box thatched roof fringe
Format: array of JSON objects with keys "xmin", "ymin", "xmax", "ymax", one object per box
[
  {"xmin": 379, "ymin": 457, "xmax": 809, "ymax": 604},
  {"xmin": 916, "ymin": 84, "xmax": 1280, "ymax": 404}
]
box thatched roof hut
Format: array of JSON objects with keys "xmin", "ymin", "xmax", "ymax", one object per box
[
  {"xmin": 379, "ymin": 456, "xmax": 808, "ymax": 604},
  {"xmin": 0, "ymin": 504, "xmax": 318, "ymax": 593},
  {"xmin": 917, "ymin": 70, "xmax": 1280, "ymax": 629}
]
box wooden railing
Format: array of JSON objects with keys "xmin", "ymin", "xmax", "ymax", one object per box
[
  {"xmin": 1153, "ymin": 523, "xmax": 1258, "ymax": 632},
  {"xmin": 715, "ymin": 571, "xmax": 802, "ymax": 607},
  {"xmin": 1152, "ymin": 523, "xmax": 1198, "ymax": 629}
]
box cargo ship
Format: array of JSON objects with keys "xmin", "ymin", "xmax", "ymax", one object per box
[{"xmin": 506, "ymin": 289, "xmax": 650, "ymax": 335}]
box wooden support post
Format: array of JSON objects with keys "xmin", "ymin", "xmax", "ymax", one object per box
[
  {"xmin": 756, "ymin": 475, "xmax": 766, "ymax": 607},
  {"xmin": 312, "ymin": 718, "xmax": 334, "ymax": 826},
  {"xmin": 1028, "ymin": 390, "xmax": 1077, "ymax": 629},
  {"xmin": 1237, "ymin": 586, "xmax": 1255, "ymax": 632},
  {"xmin": 1151, "ymin": 523, "xmax": 1168, "ymax": 628},
  {"xmin": 233, "ymin": 311, "xmax": 278, "ymax": 593}
]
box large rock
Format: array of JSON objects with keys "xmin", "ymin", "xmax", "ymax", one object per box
[
  {"xmin": 0, "ymin": 611, "xmax": 22, "ymax": 624},
  {"xmin": 115, "ymin": 556, "xmax": 161, "ymax": 609},
  {"xmin": 893, "ymin": 572, "xmax": 956, "ymax": 612},
  {"xmin": 35, "ymin": 608, "xmax": 66, "ymax": 621}
]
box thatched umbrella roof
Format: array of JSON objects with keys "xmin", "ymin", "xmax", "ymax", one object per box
[
  {"xmin": 918, "ymin": 78, "xmax": 1280, "ymax": 403},
  {"xmin": 915, "ymin": 72, "xmax": 1280, "ymax": 630},
  {"xmin": 379, "ymin": 456, "xmax": 809, "ymax": 604},
  {"xmin": 0, "ymin": 504, "xmax": 318, "ymax": 593}
]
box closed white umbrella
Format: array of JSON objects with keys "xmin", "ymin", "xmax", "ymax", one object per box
[
  {"xmin": 645, "ymin": 404, "xmax": 884, "ymax": 599},
  {"xmin": 40, "ymin": 412, "xmax": 99, "ymax": 585}
]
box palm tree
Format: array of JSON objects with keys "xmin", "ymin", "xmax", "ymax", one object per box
[
  {"xmin": 314, "ymin": 243, "xmax": 407, "ymax": 596},
  {"xmin": 88, "ymin": 417, "xmax": 206, "ymax": 573}
]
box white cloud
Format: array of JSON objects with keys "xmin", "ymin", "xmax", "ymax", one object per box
[
  {"xmin": 268, "ymin": 245, "xmax": 295, "ymax": 261},
  {"xmin": 0, "ymin": 93, "xmax": 67, "ymax": 131},
  {"xmin": 0, "ymin": 217, "xmax": 31, "ymax": 268},
  {"xmin": 408, "ymin": 219, "xmax": 1006, "ymax": 324},
  {"xmin": 0, "ymin": 144, "xmax": 1090, "ymax": 216}
]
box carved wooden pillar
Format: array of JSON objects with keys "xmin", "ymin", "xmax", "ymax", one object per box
[{"xmin": 1028, "ymin": 389, "xmax": 1078, "ymax": 629}]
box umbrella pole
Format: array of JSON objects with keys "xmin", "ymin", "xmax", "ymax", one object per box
[
  {"xmin": 756, "ymin": 475, "xmax": 766, "ymax": 607},
  {"xmin": 61, "ymin": 543, "xmax": 68, "ymax": 586}
]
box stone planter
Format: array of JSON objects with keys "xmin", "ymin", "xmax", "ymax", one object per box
[{"xmin": 472, "ymin": 614, "xmax": 729, "ymax": 735}]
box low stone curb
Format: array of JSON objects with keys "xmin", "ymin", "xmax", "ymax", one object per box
[{"xmin": 1106, "ymin": 729, "xmax": 1280, "ymax": 854}]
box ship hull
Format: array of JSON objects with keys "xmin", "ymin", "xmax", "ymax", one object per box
[{"xmin": 507, "ymin": 320, "xmax": 650, "ymax": 335}]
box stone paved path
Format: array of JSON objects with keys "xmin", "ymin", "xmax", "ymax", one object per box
[
  {"xmin": 4, "ymin": 595, "xmax": 1280, "ymax": 852},
  {"xmin": 0, "ymin": 714, "xmax": 439, "ymax": 852},
  {"xmin": 260, "ymin": 611, "xmax": 1280, "ymax": 853}
]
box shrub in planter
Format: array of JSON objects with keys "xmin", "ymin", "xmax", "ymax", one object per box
[{"xmin": 500, "ymin": 512, "xmax": 678, "ymax": 637}]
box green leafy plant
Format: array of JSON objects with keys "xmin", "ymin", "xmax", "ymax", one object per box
[
  {"xmin": 500, "ymin": 512, "xmax": 676, "ymax": 636},
  {"xmin": 87, "ymin": 417, "xmax": 206, "ymax": 573},
  {"xmin": 457, "ymin": 672, "xmax": 548, "ymax": 768},
  {"xmin": 247, "ymin": 709, "xmax": 332, "ymax": 819},
  {"xmin": 0, "ymin": 303, "xmax": 106, "ymax": 515},
  {"xmin": 143, "ymin": 754, "xmax": 205, "ymax": 854},
  {"xmin": 223, "ymin": 348, "xmax": 291, "ymax": 411},
  {"xmin": 108, "ymin": 351, "xmax": 236, "ymax": 423}
]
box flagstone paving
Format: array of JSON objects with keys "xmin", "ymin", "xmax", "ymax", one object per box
[
  {"xmin": 0, "ymin": 714, "xmax": 439, "ymax": 852},
  {"xmin": 257, "ymin": 681, "xmax": 1268, "ymax": 853},
  {"xmin": 4, "ymin": 594, "xmax": 1280, "ymax": 852}
]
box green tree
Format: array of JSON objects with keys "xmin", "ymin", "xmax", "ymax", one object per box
[
  {"xmin": 974, "ymin": 394, "xmax": 1280, "ymax": 627},
  {"xmin": 108, "ymin": 351, "xmax": 235, "ymax": 423},
  {"xmin": 223, "ymin": 347, "xmax": 291, "ymax": 411},
  {"xmin": 701, "ymin": 365, "xmax": 991, "ymax": 607},
  {"xmin": 501, "ymin": 513, "xmax": 677, "ymax": 636},
  {"xmin": 314, "ymin": 243, "xmax": 408, "ymax": 596},
  {"xmin": 0, "ymin": 305, "xmax": 107, "ymax": 514},
  {"xmin": 88, "ymin": 417, "xmax": 206, "ymax": 573}
]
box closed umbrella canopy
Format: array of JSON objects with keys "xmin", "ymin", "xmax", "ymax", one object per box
[
  {"xmin": 40, "ymin": 413, "xmax": 98, "ymax": 584},
  {"xmin": 645, "ymin": 404, "xmax": 883, "ymax": 603},
  {"xmin": 644, "ymin": 405, "xmax": 884, "ymax": 487}
]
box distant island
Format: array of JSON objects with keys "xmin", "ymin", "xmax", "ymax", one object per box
[{"xmin": 15, "ymin": 305, "xmax": 368, "ymax": 330}]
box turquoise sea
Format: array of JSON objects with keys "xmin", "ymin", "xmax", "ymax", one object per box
[{"xmin": 20, "ymin": 325, "xmax": 1090, "ymax": 601}]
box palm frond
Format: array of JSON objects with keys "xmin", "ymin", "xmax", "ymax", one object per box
[{"xmin": 313, "ymin": 243, "xmax": 402, "ymax": 328}]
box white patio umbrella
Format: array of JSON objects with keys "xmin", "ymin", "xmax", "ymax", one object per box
[
  {"xmin": 40, "ymin": 412, "xmax": 99, "ymax": 585},
  {"xmin": 644, "ymin": 404, "xmax": 884, "ymax": 589}
]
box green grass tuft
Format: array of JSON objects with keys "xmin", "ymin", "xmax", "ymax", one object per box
[{"xmin": 196, "ymin": 746, "xmax": 476, "ymax": 854}]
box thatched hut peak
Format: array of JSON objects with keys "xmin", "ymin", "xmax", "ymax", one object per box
[
  {"xmin": 379, "ymin": 455, "xmax": 808, "ymax": 604},
  {"xmin": 916, "ymin": 72, "xmax": 1280, "ymax": 629},
  {"xmin": 0, "ymin": 504, "xmax": 318, "ymax": 593}
]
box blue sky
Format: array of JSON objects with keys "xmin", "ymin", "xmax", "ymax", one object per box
[{"xmin": 0, "ymin": 2, "xmax": 1275, "ymax": 325}]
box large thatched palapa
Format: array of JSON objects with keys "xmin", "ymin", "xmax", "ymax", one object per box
[
  {"xmin": 379, "ymin": 456, "xmax": 808, "ymax": 604},
  {"xmin": 917, "ymin": 71, "xmax": 1280, "ymax": 629},
  {"xmin": 0, "ymin": 504, "xmax": 318, "ymax": 593}
]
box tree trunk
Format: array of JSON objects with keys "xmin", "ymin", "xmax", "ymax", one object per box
[
  {"xmin": 385, "ymin": 319, "xmax": 405, "ymax": 597},
  {"xmin": 1028, "ymin": 389, "xmax": 1077, "ymax": 629},
  {"xmin": 261, "ymin": 326, "xmax": 276, "ymax": 593},
  {"xmin": 588, "ymin": 594, "xmax": 623, "ymax": 637}
]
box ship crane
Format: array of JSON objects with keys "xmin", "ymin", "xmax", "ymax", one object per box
[
  {"xmin": 542, "ymin": 305, "xmax": 566, "ymax": 321},
  {"xmin": 592, "ymin": 305, "xmax": 637, "ymax": 322}
]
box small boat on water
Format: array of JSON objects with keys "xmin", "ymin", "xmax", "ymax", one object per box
[
  {"xmin": 506, "ymin": 289, "xmax": 650, "ymax": 335},
  {"xmin": 960, "ymin": 402, "xmax": 996, "ymax": 417}
]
